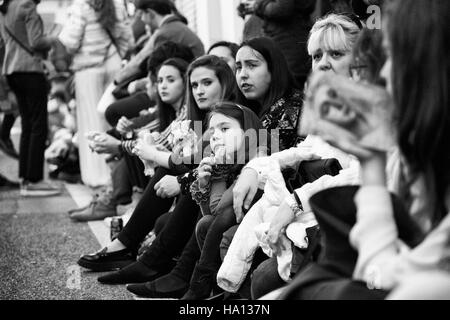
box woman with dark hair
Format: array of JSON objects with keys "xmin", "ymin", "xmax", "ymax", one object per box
[
  {"xmin": 235, "ymin": 37, "xmax": 302, "ymax": 157},
  {"xmin": 133, "ymin": 58, "xmax": 189, "ymax": 154},
  {"xmin": 58, "ymin": 0, "xmax": 133, "ymax": 187},
  {"xmin": 99, "ymin": 55, "xmax": 247, "ymax": 298},
  {"xmin": 226, "ymin": 13, "xmax": 363, "ymax": 300},
  {"xmin": 69, "ymin": 57, "xmax": 189, "ymax": 222},
  {"xmin": 77, "ymin": 56, "xmax": 242, "ymax": 280},
  {"xmin": 160, "ymin": 37, "xmax": 305, "ymax": 300},
  {"xmin": 207, "ymin": 41, "xmax": 239, "ymax": 72},
  {"xmin": 350, "ymin": 0, "xmax": 450, "ymax": 299}
]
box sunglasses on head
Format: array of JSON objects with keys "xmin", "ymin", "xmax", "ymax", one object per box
[{"xmin": 340, "ymin": 12, "xmax": 364, "ymax": 30}]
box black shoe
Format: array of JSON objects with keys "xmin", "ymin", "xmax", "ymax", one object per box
[
  {"xmin": 97, "ymin": 260, "xmax": 165, "ymax": 285},
  {"xmin": 0, "ymin": 173, "xmax": 20, "ymax": 191},
  {"xmin": 126, "ymin": 273, "xmax": 189, "ymax": 298},
  {"xmin": 0, "ymin": 138, "xmax": 19, "ymax": 159},
  {"xmin": 77, "ymin": 247, "xmax": 136, "ymax": 272},
  {"xmin": 126, "ymin": 281, "xmax": 188, "ymax": 299}
]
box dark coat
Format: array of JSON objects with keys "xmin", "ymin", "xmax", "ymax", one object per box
[{"xmin": 255, "ymin": 0, "xmax": 316, "ymax": 88}]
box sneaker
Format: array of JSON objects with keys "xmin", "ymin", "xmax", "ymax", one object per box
[
  {"xmin": 20, "ymin": 180, "xmax": 61, "ymax": 197},
  {"xmin": 0, "ymin": 137, "xmax": 19, "ymax": 159},
  {"xmin": 69, "ymin": 197, "xmax": 117, "ymax": 222}
]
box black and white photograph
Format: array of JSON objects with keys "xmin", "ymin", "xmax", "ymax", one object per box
[{"xmin": 0, "ymin": 0, "xmax": 449, "ymax": 309}]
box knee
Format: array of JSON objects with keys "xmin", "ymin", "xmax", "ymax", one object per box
[
  {"xmin": 251, "ymin": 258, "xmax": 285, "ymax": 299},
  {"xmin": 195, "ymin": 215, "xmax": 215, "ymax": 250},
  {"xmin": 154, "ymin": 212, "xmax": 171, "ymax": 235},
  {"xmin": 104, "ymin": 102, "xmax": 119, "ymax": 127},
  {"xmin": 219, "ymin": 225, "xmax": 239, "ymax": 261}
]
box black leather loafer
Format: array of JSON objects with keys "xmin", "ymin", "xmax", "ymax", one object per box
[{"xmin": 77, "ymin": 247, "xmax": 136, "ymax": 272}]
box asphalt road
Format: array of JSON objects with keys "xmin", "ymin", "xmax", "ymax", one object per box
[{"xmin": 0, "ymin": 136, "xmax": 133, "ymax": 300}]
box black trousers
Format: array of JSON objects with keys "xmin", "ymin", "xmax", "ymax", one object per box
[
  {"xmin": 139, "ymin": 194, "xmax": 200, "ymax": 271},
  {"xmin": 118, "ymin": 167, "xmax": 174, "ymax": 249},
  {"xmin": 104, "ymin": 92, "xmax": 150, "ymax": 127},
  {"xmin": 7, "ymin": 73, "xmax": 48, "ymax": 182},
  {"xmin": 196, "ymin": 188, "xmax": 264, "ymax": 272}
]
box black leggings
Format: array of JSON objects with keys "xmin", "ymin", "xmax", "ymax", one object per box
[
  {"xmin": 104, "ymin": 92, "xmax": 150, "ymax": 127},
  {"xmin": 139, "ymin": 194, "xmax": 200, "ymax": 270},
  {"xmin": 195, "ymin": 188, "xmax": 264, "ymax": 272},
  {"xmin": 117, "ymin": 167, "xmax": 175, "ymax": 249}
]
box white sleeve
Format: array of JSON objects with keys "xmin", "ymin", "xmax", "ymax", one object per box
[
  {"xmin": 349, "ymin": 186, "xmax": 406, "ymax": 290},
  {"xmin": 58, "ymin": 0, "xmax": 86, "ymax": 52}
]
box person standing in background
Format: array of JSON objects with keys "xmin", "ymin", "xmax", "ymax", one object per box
[
  {"xmin": 58, "ymin": 0, "xmax": 134, "ymax": 188},
  {"xmin": 237, "ymin": 0, "xmax": 264, "ymax": 42},
  {"xmin": 254, "ymin": 0, "xmax": 316, "ymax": 91},
  {"xmin": 0, "ymin": 0, "xmax": 60, "ymax": 196},
  {"xmin": 0, "ymin": 44, "xmax": 19, "ymax": 160}
]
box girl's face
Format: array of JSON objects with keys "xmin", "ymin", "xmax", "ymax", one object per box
[
  {"xmin": 310, "ymin": 37, "xmax": 353, "ymax": 77},
  {"xmin": 157, "ymin": 65, "xmax": 185, "ymax": 105},
  {"xmin": 190, "ymin": 67, "xmax": 223, "ymax": 111},
  {"xmin": 236, "ymin": 46, "xmax": 272, "ymax": 104},
  {"xmin": 209, "ymin": 46, "xmax": 236, "ymax": 72},
  {"xmin": 208, "ymin": 113, "xmax": 244, "ymax": 156}
]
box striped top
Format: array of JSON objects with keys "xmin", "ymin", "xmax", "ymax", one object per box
[
  {"xmin": 58, "ymin": 0, "xmax": 134, "ymax": 71},
  {"xmin": 122, "ymin": 104, "xmax": 188, "ymax": 154}
]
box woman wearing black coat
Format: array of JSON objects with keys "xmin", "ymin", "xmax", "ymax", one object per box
[{"xmin": 254, "ymin": 0, "xmax": 316, "ymax": 90}]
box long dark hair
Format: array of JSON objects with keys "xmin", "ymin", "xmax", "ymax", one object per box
[
  {"xmin": 239, "ymin": 37, "xmax": 296, "ymax": 117},
  {"xmin": 186, "ymin": 55, "xmax": 242, "ymax": 124},
  {"xmin": 207, "ymin": 102, "xmax": 263, "ymax": 165},
  {"xmin": 88, "ymin": 0, "xmax": 118, "ymax": 33},
  {"xmin": 208, "ymin": 41, "xmax": 239, "ymax": 58},
  {"xmin": 386, "ymin": 0, "xmax": 450, "ymax": 226},
  {"xmin": 156, "ymin": 58, "xmax": 189, "ymax": 131},
  {"xmin": 0, "ymin": 0, "xmax": 11, "ymax": 14}
]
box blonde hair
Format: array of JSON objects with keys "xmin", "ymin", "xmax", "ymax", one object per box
[{"xmin": 307, "ymin": 14, "xmax": 361, "ymax": 55}]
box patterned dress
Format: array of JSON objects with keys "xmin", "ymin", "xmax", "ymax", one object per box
[{"xmin": 261, "ymin": 88, "xmax": 304, "ymax": 152}]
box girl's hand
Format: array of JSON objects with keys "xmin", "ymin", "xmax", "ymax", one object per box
[
  {"xmin": 90, "ymin": 133, "xmax": 121, "ymax": 154},
  {"xmin": 132, "ymin": 139, "xmax": 158, "ymax": 161},
  {"xmin": 267, "ymin": 200, "xmax": 295, "ymax": 256},
  {"xmin": 267, "ymin": 225, "xmax": 287, "ymax": 257},
  {"xmin": 116, "ymin": 116, "xmax": 133, "ymax": 135},
  {"xmin": 233, "ymin": 167, "xmax": 259, "ymax": 223},
  {"xmin": 154, "ymin": 175, "xmax": 181, "ymax": 198},
  {"xmin": 198, "ymin": 157, "xmax": 215, "ymax": 188}
]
